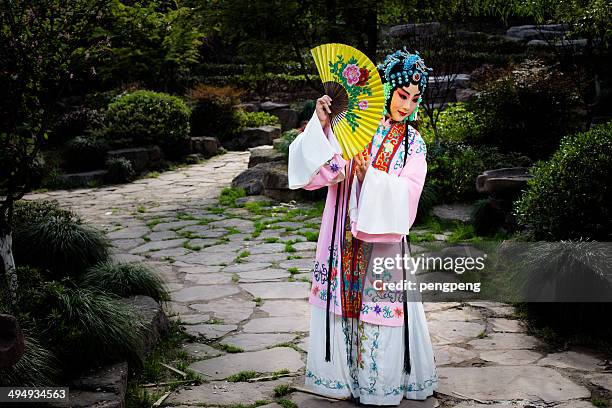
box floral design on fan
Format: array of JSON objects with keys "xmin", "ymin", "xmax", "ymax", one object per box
[{"xmin": 329, "ymin": 55, "xmax": 373, "ymax": 132}]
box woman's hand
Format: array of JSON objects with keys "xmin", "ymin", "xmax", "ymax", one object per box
[
  {"xmin": 316, "ymin": 95, "xmax": 332, "ymax": 129},
  {"xmin": 354, "ymin": 151, "xmax": 371, "ymax": 183}
]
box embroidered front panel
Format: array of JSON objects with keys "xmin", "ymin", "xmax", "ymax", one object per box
[{"xmin": 370, "ymin": 122, "xmax": 406, "ymax": 173}]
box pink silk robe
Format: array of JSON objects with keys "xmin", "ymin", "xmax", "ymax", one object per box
[{"xmin": 288, "ymin": 111, "xmax": 428, "ymax": 327}]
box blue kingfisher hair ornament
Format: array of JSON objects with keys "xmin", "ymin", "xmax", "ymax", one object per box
[{"xmin": 377, "ymin": 47, "xmax": 433, "ymax": 119}]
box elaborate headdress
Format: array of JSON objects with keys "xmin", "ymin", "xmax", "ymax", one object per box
[{"xmin": 377, "ymin": 47, "xmax": 433, "ymax": 121}]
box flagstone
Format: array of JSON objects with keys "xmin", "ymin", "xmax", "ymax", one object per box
[
  {"xmin": 165, "ymin": 379, "xmax": 291, "ymax": 406},
  {"xmin": 174, "ymin": 251, "xmax": 234, "ymax": 265},
  {"xmin": 433, "ymin": 345, "xmax": 478, "ymax": 365},
  {"xmin": 107, "ymin": 226, "xmax": 150, "ymax": 239},
  {"xmin": 112, "ymin": 238, "xmax": 144, "ymax": 251},
  {"xmin": 222, "ymin": 262, "xmax": 271, "ymax": 273},
  {"xmin": 240, "ymin": 282, "xmax": 310, "ymax": 299},
  {"xmin": 238, "ymin": 269, "xmax": 289, "ymax": 282},
  {"xmin": 278, "ymin": 258, "xmax": 314, "ymax": 270},
  {"xmin": 537, "ymin": 351, "xmax": 604, "ymax": 371},
  {"xmin": 243, "ymin": 317, "xmax": 310, "ymax": 333},
  {"xmin": 172, "ymin": 285, "xmax": 240, "ymax": 303},
  {"xmin": 260, "ymin": 300, "xmax": 311, "ymax": 317},
  {"xmin": 468, "ymin": 332, "xmax": 545, "ymax": 350},
  {"xmin": 183, "ymin": 323, "xmax": 237, "ymax": 339},
  {"xmin": 176, "ymin": 314, "xmax": 212, "ymax": 325},
  {"xmin": 427, "ymin": 320, "xmax": 485, "ymax": 345},
  {"xmin": 188, "ymin": 347, "xmax": 304, "ymax": 380},
  {"xmin": 146, "ymin": 230, "xmax": 179, "ymax": 241},
  {"xmin": 436, "ymin": 366, "xmax": 590, "ymax": 402},
  {"xmin": 246, "ymin": 243, "xmax": 287, "ymax": 254},
  {"xmin": 221, "ymin": 333, "xmax": 296, "ymax": 351},
  {"xmin": 587, "ymin": 373, "xmax": 612, "ymax": 392},
  {"xmin": 427, "ymin": 307, "xmax": 482, "ymax": 322},
  {"xmin": 292, "ymin": 241, "xmax": 318, "ymax": 251},
  {"xmin": 180, "ymin": 342, "xmax": 223, "ymax": 359},
  {"xmin": 190, "ymin": 298, "xmax": 255, "ymax": 323},
  {"xmin": 130, "ymin": 238, "xmax": 187, "ymax": 254},
  {"xmin": 179, "ymin": 265, "xmax": 223, "ymax": 274},
  {"xmin": 489, "ymin": 318, "xmax": 526, "ymax": 333},
  {"xmin": 184, "ymin": 272, "xmax": 233, "ymax": 285},
  {"xmin": 479, "ymin": 349, "xmax": 543, "ymax": 365},
  {"xmin": 152, "ymin": 220, "xmax": 199, "ymax": 231},
  {"xmin": 244, "ymin": 252, "xmax": 293, "ymax": 263},
  {"xmin": 148, "ymin": 247, "xmax": 189, "ymax": 258},
  {"xmin": 208, "ymin": 218, "xmax": 255, "ymax": 231}
]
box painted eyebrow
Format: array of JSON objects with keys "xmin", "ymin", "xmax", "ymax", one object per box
[{"xmin": 397, "ymin": 88, "xmax": 421, "ymax": 98}]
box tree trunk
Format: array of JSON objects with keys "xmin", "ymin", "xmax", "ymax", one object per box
[{"xmin": 0, "ymin": 231, "xmax": 18, "ymax": 306}]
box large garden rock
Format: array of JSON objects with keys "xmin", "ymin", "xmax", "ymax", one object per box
[
  {"xmin": 59, "ymin": 170, "xmax": 107, "ymax": 187},
  {"xmin": 232, "ymin": 162, "xmax": 277, "ymax": 195},
  {"xmin": 68, "ymin": 362, "xmax": 128, "ymax": 408},
  {"xmin": 226, "ymin": 125, "xmax": 281, "ymax": 150},
  {"xmin": 506, "ymin": 24, "xmax": 568, "ymax": 41},
  {"xmin": 259, "ymin": 101, "xmax": 289, "ymax": 111},
  {"xmin": 107, "ymin": 146, "xmax": 163, "ymax": 173},
  {"xmin": 120, "ymin": 295, "xmax": 169, "ymax": 354},
  {"xmin": 271, "ymin": 108, "xmax": 299, "ymax": 131},
  {"xmin": 237, "ymin": 102, "xmax": 259, "ymax": 112},
  {"xmin": 0, "ymin": 314, "xmax": 25, "ymax": 368},
  {"xmin": 190, "ymin": 136, "xmax": 219, "ymax": 158},
  {"xmin": 388, "ymin": 22, "xmax": 441, "ymax": 38},
  {"xmin": 248, "ymin": 145, "xmax": 285, "ymax": 168},
  {"xmin": 476, "ymin": 167, "xmax": 532, "ymax": 198}
]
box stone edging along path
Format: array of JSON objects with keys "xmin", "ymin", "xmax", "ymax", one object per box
[{"xmin": 25, "ymin": 151, "xmax": 610, "ymax": 407}]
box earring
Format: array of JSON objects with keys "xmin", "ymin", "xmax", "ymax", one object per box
[
  {"xmin": 382, "ymin": 82, "xmax": 392, "ymax": 116},
  {"xmin": 407, "ymin": 104, "xmax": 419, "ymax": 121}
]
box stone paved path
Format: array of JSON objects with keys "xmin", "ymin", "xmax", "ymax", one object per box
[{"xmin": 25, "ymin": 151, "xmax": 610, "ymax": 407}]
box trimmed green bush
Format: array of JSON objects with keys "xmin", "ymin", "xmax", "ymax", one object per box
[
  {"xmin": 105, "ymin": 90, "xmax": 191, "ymax": 157},
  {"xmin": 468, "ymin": 59, "xmax": 583, "ymax": 159},
  {"xmin": 435, "ymin": 103, "xmax": 480, "ymax": 143},
  {"xmin": 64, "ymin": 135, "xmax": 108, "ymax": 171},
  {"xmin": 105, "ymin": 157, "xmax": 136, "ymax": 184},
  {"xmin": 81, "ymin": 261, "xmax": 169, "ymax": 302},
  {"xmin": 514, "ymin": 121, "xmax": 612, "ymax": 240},
  {"xmin": 186, "ymin": 84, "xmax": 243, "ymax": 145},
  {"xmin": 237, "ymin": 110, "xmax": 279, "ymax": 128}
]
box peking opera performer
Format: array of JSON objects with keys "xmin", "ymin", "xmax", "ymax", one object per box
[{"xmin": 288, "ymin": 48, "xmax": 438, "ymax": 405}]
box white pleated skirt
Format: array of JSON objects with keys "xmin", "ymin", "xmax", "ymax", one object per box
[{"xmin": 305, "ymin": 303, "xmax": 438, "ymax": 405}]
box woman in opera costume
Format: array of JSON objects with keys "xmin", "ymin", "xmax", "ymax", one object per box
[{"xmin": 287, "ymin": 48, "xmax": 438, "ymax": 406}]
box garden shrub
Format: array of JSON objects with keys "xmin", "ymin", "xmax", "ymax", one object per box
[
  {"xmin": 434, "ymin": 103, "xmax": 480, "ymax": 143},
  {"xmin": 105, "ymin": 157, "xmax": 136, "ymax": 184},
  {"xmin": 44, "ymin": 283, "xmax": 146, "ymax": 370},
  {"xmin": 427, "ymin": 141, "xmax": 532, "ymax": 203},
  {"xmin": 105, "ymin": 90, "xmax": 191, "ymax": 158},
  {"xmin": 64, "ymin": 135, "xmax": 108, "ymax": 172},
  {"xmin": 12, "ymin": 200, "xmax": 111, "ymax": 278},
  {"xmin": 81, "ymin": 261, "xmax": 169, "ymax": 302},
  {"xmin": 276, "ymin": 129, "xmax": 301, "ymax": 160},
  {"xmin": 468, "ymin": 59, "xmax": 584, "ymax": 159},
  {"xmin": 297, "ymin": 99, "xmax": 316, "ymax": 122},
  {"xmin": 0, "ymin": 330, "xmax": 59, "ymax": 387},
  {"xmin": 514, "ymin": 121, "xmax": 612, "ymax": 241},
  {"xmin": 236, "ymin": 110, "xmax": 279, "ymax": 128},
  {"xmin": 53, "ymin": 107, "xmax": 105, "ymax": 145},
  {"xmin": 186, "ymin": 84, "xmax": 243, "ymax": 144}
]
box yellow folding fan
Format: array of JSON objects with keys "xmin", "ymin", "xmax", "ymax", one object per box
[{"xmin": 310, "ymin": 43, "xmax": 385, "ymax": 161}]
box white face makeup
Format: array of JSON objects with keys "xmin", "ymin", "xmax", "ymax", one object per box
[{"xmin": 388, "ymin": 83, "xmax": 421, "ymax": 122}]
